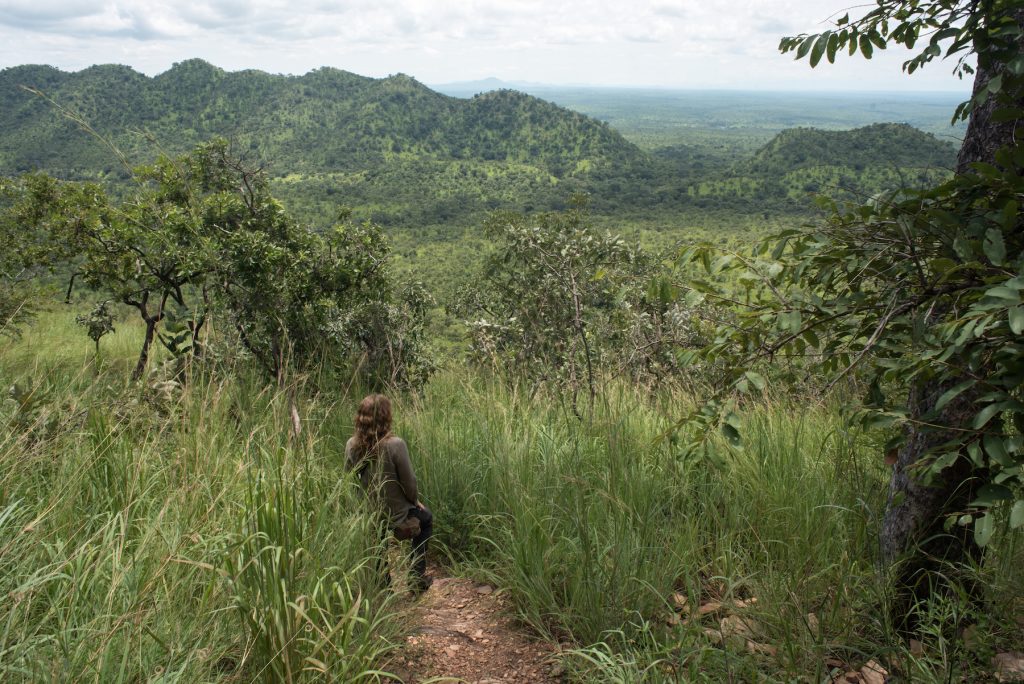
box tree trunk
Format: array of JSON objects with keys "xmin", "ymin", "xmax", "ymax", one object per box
[
  {"xmin": 878, "ymin": 9, "xmax": 1024, "ymax": 628},
  {"xmin": 880, "ymin": 378, "xmax": 986, "ymax": 627},
  {"xmin": 956, "ymin": 9, "xmax": 1024, "ymax": 174},
  {"xmin": 133, "ymin": 318, "xmax": 157, "ymax": 381}
]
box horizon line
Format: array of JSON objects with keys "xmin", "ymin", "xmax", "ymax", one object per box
[{"xmin": 1, "ymin": 60, "xmax": 971, "ymax": 97}]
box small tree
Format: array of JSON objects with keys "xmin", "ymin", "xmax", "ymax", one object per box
[
  {"xmin": 4, "ymin": 166, "xmax": 212, "ymax": 379},
  {"xmin": 75, "ymin": 300, "xmax": 115, "ymax": 355},
  {"xmin": 457, "ymin": 197, "xmax": 638, "ymax": 412},
  {"xmin": 325, "ymin": 280, "xmax": 437, "ymax": 389},
  {"xmin": 0, "ymin": 180, "xmax": 47, "ymax": 337}
]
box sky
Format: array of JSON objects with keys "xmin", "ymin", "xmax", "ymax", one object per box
[{"xmin": 0, "ymin": 0, "xmax": 973, "ymax": 93}]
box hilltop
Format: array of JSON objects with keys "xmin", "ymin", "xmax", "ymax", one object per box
[
  {"xmin": 681, "ymin": 123, "xmax": 957, "ymax": 211},
  {"xmin": 746, "ymin": 123, "xmax": 955, "ymax": 176},
  {"xmin": 0, "ymin": 61, "xmax": 654, "ymax": 227}
]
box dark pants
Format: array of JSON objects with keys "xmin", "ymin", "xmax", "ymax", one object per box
[
  {"xmin": 378, "ymin": 504, "xmax": 433, "ymax": 585},
  {"xmin": 405, "ymin": 504, "xmax": 433, "ymax": 580}
]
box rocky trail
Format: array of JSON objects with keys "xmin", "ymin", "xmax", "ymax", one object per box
[{"xmin": 383, "ymin": 568, "xmax": 563, "ymax": 684}]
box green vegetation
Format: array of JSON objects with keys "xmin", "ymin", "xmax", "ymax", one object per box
[
  {"xmin": 0, "ymin": 61, "xmax": 646, "ymax": 227},
  {"xmin": 1, "ymin": 140, "xmax": 434, "ymax": 386},
  {"xmin": 2, "ymin": 312, "xmax": 1022, "ymax": 682},
  {"xmin": 408, "ymin": 375, "xmax": 1023, "ymax": 681},
  {"xmin": 0, "ymin": 311, "xmax": 402, "ymax": 682},
  {"xmin": 0, "ymin": 62, "xmax": 964, "ymax": 323},
  {"xmin": 1, "ymin": 61, "xmax": 958, "ymax": 234},
  {"xmin": 2, "ymin": 0, "xmax": 1021, "ymax": 679}
]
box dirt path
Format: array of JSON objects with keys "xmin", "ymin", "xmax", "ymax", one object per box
[{"xmin": 383, "ymin": 569, "xmax": 563, "ymax": 684}]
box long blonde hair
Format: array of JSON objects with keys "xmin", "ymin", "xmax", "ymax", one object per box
[{"xmin": 352, "ymin": 393, "xmax": 393, "ymax": 463}]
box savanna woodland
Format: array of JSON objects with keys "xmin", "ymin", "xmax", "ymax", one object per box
[{"xmin": 1, "ymin": 0, "xmax": 1023, "ymax": 682}]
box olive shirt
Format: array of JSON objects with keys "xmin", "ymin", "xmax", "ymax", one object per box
[{"xmin": 345, "ymin": 435, "xmax": 418, "ymax": 527}]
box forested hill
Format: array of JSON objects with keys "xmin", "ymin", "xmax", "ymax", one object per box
[
  {"xmin": 0, "ymin": 61, "xmax": 960, "ymax": 228},
  {"xmin": 0, "ymin": 60, "xmax": 646, "ymax": 179},
  {"xmin": 681, "ymin": 123, "xmax": 957, "ymax": 211},
  {"xmin": 746, "ymin": 123, "xmax": 956, "ymax": 176}
]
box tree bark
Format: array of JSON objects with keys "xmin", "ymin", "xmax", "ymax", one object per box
[
  {"xmin": 878, "ymin": 9, "xmax": 1024, "ymax": 628},
  {"xmin": 133, "ymin": 318, "xmax": 157, "ymax": 382},
  {"xmin": 880, "ymin": 378, "xmax": 985, "ymax": 626},
  {"xmin": 956, "ymin": 9, "xmax": 1024, "ymax": 174}
]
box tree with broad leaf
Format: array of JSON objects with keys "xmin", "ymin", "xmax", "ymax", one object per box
[
  {"xmin": 2, "ymin": 139, "xmax": 419, "ymax": 384},
  {"xmin": 678, "ymin": 0, "xmax": 1024, "ymax": 628}
]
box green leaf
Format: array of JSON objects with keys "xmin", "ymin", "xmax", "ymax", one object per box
[
  {"xmin": 810, "ymin": 33, "xmax": 830, "ymax": 68},
  {"xmin": 862, "ymin": 412, "xmax": 903, "ymax": 430},
  {"xmin": 826, "ymin": 33, "xmax": 840, "ymax": 64},
  {"xmin": 778, "ymin": 310, "xmax": 802, "ymax": 333},
  {"xmin": 971, "ymin": 483, "xmax": 1013, "ymax": 507},
  {"xmin": 1001, "ymin": 200, "xmax": 1019, "ymax": 229},
  {"xmin": 935, "ymin": 380, "xmax": 975, "ymax": 412},
  {"xmin": 983, "ymin": 434, "xmax": 1013, "ymax": 468},
  {"xmin": 859, "ymin": 34, "xmax": 874, "ymax": 58},
  {"xmin": 984, "ymin": 286, "xmax": 1021, "ymax": 303},
  {"xmin": 803, "ymin": 328, "xmax": 820, "ymax": 349},
  {"xmin": 796, "ymin": 35, "xmax": 815, "ymax": 60},
  {"xmin": 931, "ymin": 452, "xmax": 959, "ymax": 473},
  {"xmin": 744, "ymin": 371, "xmax": 767, "ymax": 392},
  {"xmin": 1010, "ymin": 306, "xmax": 1024, "ymax": 335},
  {"xmin": 1011, "ymin": 501, "xmax": 1024, "ymax": 529},
  {"xmin": 722, "ymin": 423, "xmax": 742, "ymax": 448},
  {"xmin": 1004, "ymin": 277, "xmax": 1024, "ymax": 291},
  {"xmin": 974, "ymin": 514, "xmax": 995, "ymax": 547},
  {"xmin": 771, "ymin": 238, "xmax": 789, "ymax": 260},
  {"xmin": 986, "ymin": 74, "xmax": 1003, "ymax": 96},
  {"xmin": 973, "ymin": 403, "xmax": 1003, "ymax": 430},
  {"xmin": 984, "ymin": 228, "xmax": 1006, "ymax": 266}
]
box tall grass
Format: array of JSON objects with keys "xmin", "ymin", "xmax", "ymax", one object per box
[
  {"xmin": 3, "ymin": 311, "xmax": 1022, "ymax": 682},
  {"xmin": 399, "ymin": 373, "xmax": 1024, "ymax": 682},
  {"xmin": 0, "ymin": 311, "xmax": 403, "ymax": 682}
]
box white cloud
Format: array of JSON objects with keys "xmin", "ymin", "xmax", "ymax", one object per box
[{"xmin": 0, "ymin": 0, "xmax": 971, "ymax": 91}]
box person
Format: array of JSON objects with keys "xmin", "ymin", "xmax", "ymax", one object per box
[{"xmin": 345, "ymin": 393, "xmax": 433, "ymax": 593}]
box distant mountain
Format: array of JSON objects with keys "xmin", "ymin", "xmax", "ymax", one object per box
[
  {"xmin": 0, "ymin": 62, "xmax": 963, "ymax": 227},
  {"xmin": 746, "ymin": 123, "xmax": 956, "ymax": 176},
  {"xmin": 430, "ymin": 77, "xmax": 559, "ymax": 98},
  {"xmin": 678, "ymin": 123, "xmax": 958, "ymax": 211},
  {"xmin": 0, "ymin": 61, "xmax": 646, "ymax": 179}
]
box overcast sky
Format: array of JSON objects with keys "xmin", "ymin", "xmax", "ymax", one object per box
[{"xmin": 0, "ymin": 0, "xmax": 972, "ymax": 92}]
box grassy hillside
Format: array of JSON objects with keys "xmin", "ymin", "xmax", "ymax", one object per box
[
  {"xmin": 2, "ymin": 310, "xmax": 1021, "ymax": 682},
  {"xmin": 746, "ymin": 123, "xmax": 954, "ymax": 175},
  {"xmin": 0, "ymin": 61, "xmax": 644, "ymax": 174}
]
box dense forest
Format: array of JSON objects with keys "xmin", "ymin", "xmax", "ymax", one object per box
[{"xmin": 0, "ymin": 61, "xmax": 957, "ymax": 229}]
